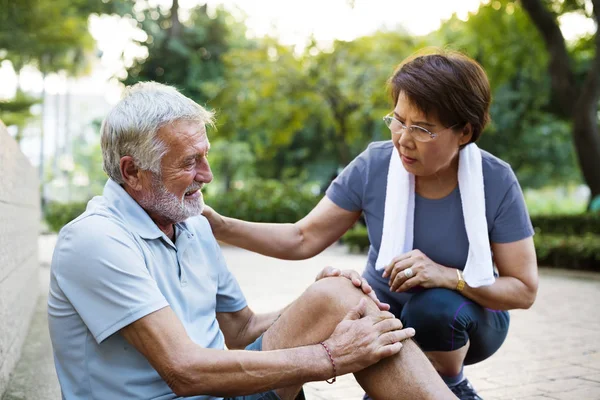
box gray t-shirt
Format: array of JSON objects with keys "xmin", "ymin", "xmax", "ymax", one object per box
[{"xmin": 326, "ymin": 140, "xmax": 534, "ymax": 285}]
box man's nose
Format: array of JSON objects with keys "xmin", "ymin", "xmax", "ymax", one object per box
[{"xmin": 196, "ymin": 160, "xmax": 213, "ymax": 184}]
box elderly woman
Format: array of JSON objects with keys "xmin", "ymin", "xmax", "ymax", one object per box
[{"xmin": 203, "ymin": 50, "xmax": 538, "ymax": 400}]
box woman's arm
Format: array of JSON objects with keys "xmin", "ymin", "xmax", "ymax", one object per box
[
  {"xmin": 455, "ymin": 237, "xmax": 538, "ymax": 310},
  {"xmin": 385, "ymin": 237, "xmax": 539, "ymax": 310},
  {"xmin": 203, "ymin": 197, "xmax": 362, "ymax": 260}
]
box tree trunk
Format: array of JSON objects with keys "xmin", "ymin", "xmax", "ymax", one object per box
[
  {"xmin": 335, "ymin": 116, "xmax": 353, "ymax": 165},
  {"xmin": 169, "ymin": 0, "xmax": 181, "ymax": 39},
  {"xmin": 520, "ymin": 0, "xmax": 600, "ymax": 203}
]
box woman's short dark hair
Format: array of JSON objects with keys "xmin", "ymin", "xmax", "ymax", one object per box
[{"xmin": 388, "ymin": 49, "xmax": 491, "ymax": 144}]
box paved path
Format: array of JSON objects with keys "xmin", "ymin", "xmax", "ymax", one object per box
[{"xmin": 3, "ymin": 235, "xmax": 600, "ymax": 399}]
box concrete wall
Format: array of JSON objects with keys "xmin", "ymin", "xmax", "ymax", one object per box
[{"xmin": 0, "ymin": 120, "xmax": 40, "ymax": 396}]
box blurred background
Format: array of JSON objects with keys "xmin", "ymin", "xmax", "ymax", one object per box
[{"xmin": 1, "ymin": 0, "xmax": 599, "ymax": 268}]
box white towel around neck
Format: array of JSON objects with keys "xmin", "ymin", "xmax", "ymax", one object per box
[{"xmin": 374, "ymin": 143, "xmax": 495, "ymax": 288}]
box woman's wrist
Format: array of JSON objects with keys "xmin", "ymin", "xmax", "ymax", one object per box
[{"xmin": 442, "ymin": 265, "xmax": 459, "ymax": 290}]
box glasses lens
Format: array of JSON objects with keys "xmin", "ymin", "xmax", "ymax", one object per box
[
  {"xmin": 411, "ymin": 126, "xmax": 432, "ymax": 142},
  {"xmin": 385, "ymin": 117, "xmax": 404, "ymax": 134},
  {"xmin": 383, "ymin": 116, "xmax": 393, "ymax": 128}
]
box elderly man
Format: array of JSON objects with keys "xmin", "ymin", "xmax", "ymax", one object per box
[{"xmin": 48, "ymin": 82, "xmax": 455, "ymax": 400}]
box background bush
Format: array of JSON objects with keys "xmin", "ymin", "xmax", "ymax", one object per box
[
  {"xmin": 44, "ymin": 201, "xmax": 88, "ymax": 233},
  {"xmin": 341, "ymin": 213, "xmax": 600, "ymax": 271},
  {"xmin": 534, "ymin": 234, "xmax": 600, "ymax": 271},
  {"xmin": 205, "ymin": 180, "xmax": 321, "ymax": 223},
  {"xmin": 531, "ymin": 214, "xmax": 600, "ymax": 236}
]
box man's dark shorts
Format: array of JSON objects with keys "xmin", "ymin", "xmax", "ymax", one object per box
[{"xmin": 225, "ymin": 334, "xmax": 282, "ymax": 400}]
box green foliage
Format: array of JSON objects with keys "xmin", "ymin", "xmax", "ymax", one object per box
[
  {"xmin": 205, "ymin": 180, "xmax": 320, "ymax": 223},
  {"xmin": 0, "ymin": 0, "xmax": 96, "ymax": 74},
  {"xmin": 433, "ymin": 0, "xmax": 582, "ymax": 188},
  {"xmin": 44, "ymin": 201, "xmax": 88, "ymax": 232},
  {"xmin": 534, "ymin": 234, "xmax": 600, "ymax": 271},
  {"xmin": 0, "ymin": 91, "xmax": 39, "ymax": 138},
  {"xmin": 122, "ymin": 4, "xmax": 251, "ymax": 105},
  {"xmin": 341, "ymin": 224, "xmax": 370, "ymax": 253},
  {"xmin": 531, "ymin": 213, "xmax": 600, "ymax": 235},
  {"xmin": 524, "ymin": 187, "xmax": 588, "ymax": 215},
  {"xmin": 213, "ymin": 32, "xmax": 417, "ymax": 180},
  {"xmin": 208, "ymin": 139, "xmax": 256, "ymax": 192}
]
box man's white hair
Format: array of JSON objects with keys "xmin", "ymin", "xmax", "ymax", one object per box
[{"xmin": 101, "ymin": 81, "xmax": 214, "ymax": 184}]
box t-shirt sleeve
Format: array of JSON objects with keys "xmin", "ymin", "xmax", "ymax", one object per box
[
  {"xmin": 490, "ymin": 171, "xmax": 535, "ymax": 243},
  {"xmin": 325, "ymin": 150, "xmax": 368, "ymax": 211},
  {"xmin": 54, "ymin": 216, "xmax": 169, "ymax": 344}
]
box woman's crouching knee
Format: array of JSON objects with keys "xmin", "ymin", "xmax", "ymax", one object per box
[{"xmin": 401, "ymin": 288, "xmax": 471, "ymax": 352}]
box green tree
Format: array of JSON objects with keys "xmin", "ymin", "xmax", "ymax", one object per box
[
  {"xmin": 122, "ymin": 1, "xmax": 250, "ymax": 105},
  {"xmin": 518, "ymin": 0, "xmax": 600, "ymax": 205},
  {"xmin": 434, "ymin": 0, "xmax": 581, "ymax": 188},
  {"xmin": 208, "ymin": 139, "xmax": 255, "ymax": 192},
  {"xmin": 214, "ymin": 32, "xmax": 417, "ymax": 180}
]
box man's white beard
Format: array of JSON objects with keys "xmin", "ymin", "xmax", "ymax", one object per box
[{"xmin": 138, "ymin": 175, "xmax": 205, "ymax": 224}]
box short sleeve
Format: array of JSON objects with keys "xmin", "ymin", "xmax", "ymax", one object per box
[
  {"xmin": 490, "ymin": 176, "xmax": 535, "ymax": 243},
  {"xmin": 326, "ymin": 151, "xmax": 368, "ymax": 211},
  {"xmin": 53, "ymin": 216, "xmax": 169, "ymax": 343}
]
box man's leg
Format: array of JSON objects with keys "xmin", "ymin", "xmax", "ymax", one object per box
[{"xmin": 261, "ymin": 277, "xmax": 456, "ymax": 400}]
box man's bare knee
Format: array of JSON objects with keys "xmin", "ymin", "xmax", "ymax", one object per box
[
  {"xmin": 303, "ymin": 277, "xmax": 378, "ymax": 317},
  {"xmin": 262, "ymin": 277, "xmax": 382, "ymax": 352}
]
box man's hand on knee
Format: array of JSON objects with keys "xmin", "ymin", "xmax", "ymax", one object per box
[
  {"xmin": 315, "ymin": 266, "xmax": 390, "ymax": 311},
  {"xmin": 322, "ymin": 298, "xmax": 415, "ymax": 376}
]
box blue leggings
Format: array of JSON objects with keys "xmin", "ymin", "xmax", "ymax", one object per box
[{"xmin": 367, "ymin": 276, "xmax": 509, "ymax": 365}]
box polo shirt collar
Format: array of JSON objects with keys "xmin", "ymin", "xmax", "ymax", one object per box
[{"xmin": 102, "ymin": 179, "xmax": 165, "ymax": 240}]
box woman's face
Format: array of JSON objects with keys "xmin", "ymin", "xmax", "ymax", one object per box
[{"xmin": 391, "ymin": 92, "xmax": 471, "ymax": 177}]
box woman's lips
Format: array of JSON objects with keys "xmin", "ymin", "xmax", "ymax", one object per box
[{"xmin": 401, "ymin": 154, "xmax": 417, "ymax": 165}]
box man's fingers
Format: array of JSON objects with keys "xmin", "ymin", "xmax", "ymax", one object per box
[
  {"xmin": 376, "ymin": 341, "xmax": 403, "ymax": 359},
  {"xmin": 344, "ymin": 298, "xmax": 367, "ymax": 321},
  {"xmin": 379, "ymin": 327, "xmax": 415, "ymax": 345},
  {"xmin": 373, "ymin": 317, "xmax": 404, "ymax": 333}
]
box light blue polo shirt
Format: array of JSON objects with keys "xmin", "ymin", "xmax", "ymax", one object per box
[{"xmin": 48, "ymin": 179, "xmax": 247, "ymax": 400}]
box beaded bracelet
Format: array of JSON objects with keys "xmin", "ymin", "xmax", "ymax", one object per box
[{"xmin": 319, "ymin": 341, "xmax": 337, "ymax": 384}]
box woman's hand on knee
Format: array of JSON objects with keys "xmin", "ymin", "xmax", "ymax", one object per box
[
  {"xmin": 324, "ymin": 298, "xmax": 415, "ymax": 375},
  {"xmin": 383, "ymin": 250, "xmax": 455, "ymax": 292},
  {"xmin": 316, "ymin": 266, "xmax": 390, "ymax": 310}
]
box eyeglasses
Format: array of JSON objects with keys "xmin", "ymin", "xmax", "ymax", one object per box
[{"xmin": 383, "ymin": 113, "xmax": 458, "ymax": 143}]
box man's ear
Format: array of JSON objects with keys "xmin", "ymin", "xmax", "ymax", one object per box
[
  {"xmin": 459, "ymin": 123, "xmax": 474, "ymax": 146},
  {"xmin": 120, "ymin": 156, "xmax": 143, "ymax": 191}
]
